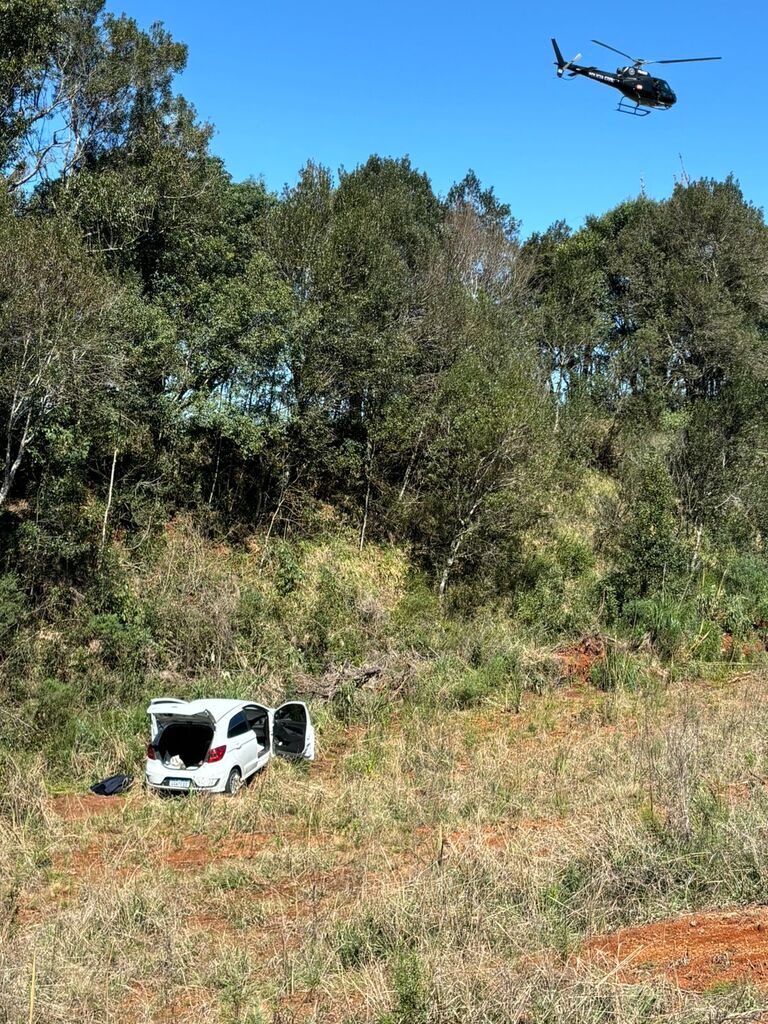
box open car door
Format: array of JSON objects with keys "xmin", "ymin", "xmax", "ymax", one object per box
[{"xmin": 272, "ymin": 701, "xmax": 315, "ymax": 761}]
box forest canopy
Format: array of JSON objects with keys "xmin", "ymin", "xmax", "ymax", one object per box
[{"xmin": 2, "ymin": 0, "xmax": 768, "ymax": 710}]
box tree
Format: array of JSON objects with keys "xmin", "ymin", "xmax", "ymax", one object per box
[
  {"xmin": 524, "ymin": 219, "xmax": 611, "ymax": 412},
  {"xmin": 264, "ymin": 157, "xmax": 445, "ymax": 525},
  {"xmin": 0, "ymin": 203, "xmax": 122, "ymax": 511},
  {"xmin": 398, "ymin": 312, "xmax": 554, "ymax": 597},
  {"xmin": 595, "ymin": 180, "xmax": 768, "ymax": 408},
  {"xmin": 1, "ymin": 0, "xmax": 187, "ymax": 192},
  {"xmin": 0, "ymin": 0, "xmax": 62, "ymax": 174},
  {"xmin": 444, "ymin": 169, "xmax": 528, "ymax": 305}
]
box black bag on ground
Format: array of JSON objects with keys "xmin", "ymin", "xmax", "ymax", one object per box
[{"xmin": 90, "ymin": 773, "xmax": 134, "ymax": 796}]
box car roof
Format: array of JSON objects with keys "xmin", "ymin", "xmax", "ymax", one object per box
[{"xmin": 147, "ymin": 698, "xmax": 252, "ymax": 722}]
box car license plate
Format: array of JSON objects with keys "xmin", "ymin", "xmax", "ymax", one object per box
[{"xmin": 168, "ymin": 778, "xmax": 190, "ymax": 790}]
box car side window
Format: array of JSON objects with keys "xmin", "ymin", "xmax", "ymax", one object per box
[{"xmin": 227, "ymin": 711, "xmax": 250, "ymax": 738}]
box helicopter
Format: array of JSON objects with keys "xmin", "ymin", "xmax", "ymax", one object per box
[{"xmin": 551, "ymin": 38, "xmax": 720, "ymax": 115}]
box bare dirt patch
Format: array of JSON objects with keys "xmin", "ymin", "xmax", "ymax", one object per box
[
  {"xmin": 163, "ymin": 830, "xmax": 275, "ymax": 868},
  {"xmin": 555, "ymin": 634, "xmax": 606, "ymax": 686},
  {"xmin": 48, "ymin": 792, "xmax": 130, "ymax": 820},
  {"xmin": 586, "ymin": 907, "xmax": 768, "ymax": 991}
]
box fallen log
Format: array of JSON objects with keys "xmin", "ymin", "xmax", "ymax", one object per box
[{"xmin": 292, "ymin": 663, "xmax": 383, "ymax": 700}]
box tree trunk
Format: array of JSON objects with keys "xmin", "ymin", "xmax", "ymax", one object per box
[
  {"xmin": 438, "ymin": 497, "xmax": 483, "ymax": 600},
  {"xmin": 438, "ymin": 531, "xmax": 464, "ymax": 600},
  {"xmin": 359, "ymin": 439, "xmax": 374, "ymax": 551},
  {"xmin": 100, "ymin": 448, "xmax": 119, "ymax": 556},
  {"xmin": 0, "ymin": 409, "xmax": 33, "ymax": 510}
]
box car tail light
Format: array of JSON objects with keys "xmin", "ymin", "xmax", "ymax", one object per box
[
  {"xmin": 147, "ymin": 744, "xmax": 156, "ymax": 760},
  {"xmin": 206, "ymin": 745, "xmax": 226, "ymax": 763}
]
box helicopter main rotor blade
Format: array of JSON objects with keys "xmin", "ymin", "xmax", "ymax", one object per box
[
  {"xmin": 591, "ymin": 39, "xmax": 638, "ymax": 62},
  {"xmin": 646, "ymin": 56, "xmax": 722, "ymax": 65}
]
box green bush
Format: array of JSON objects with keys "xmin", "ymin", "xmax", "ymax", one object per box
[
  {"xmin": 335, "ymin": 911, "xmax": 401, "ymax": 969},
  {"xmin": 385, "ymin": 948, "xmax": 430, "ymax": 1024},
  {"xmin": 81, "ymin": 612, "xmax": 154, "ymax": 673},
  {"xmin": 0, "ymin": 572, "xmax": 27, "ymax": 643},
  {"xmin": 602, "ymin": 452, "xmax": 690, "ymax": 606},
  {"xmin": 706, "ymin": 553, "xmax": 768, "ymax": 639},
  {"xmin": 589, "ymin": 647, "xmax": 642, "ymax": 691},
  {"xmin": 623, "ymin": 596, "xmax": 721, "ymax": 663},
  {"xmin": 448, "ymin": 653, "xmax": 522, "ymax": 710},
  {"xmin": 513, "ymin": 534, "xmax": 599, "ymax": 639},
  {"xmin": 271, "ymin": 540, "xmax": 304, "ymax": 596},
  {"xmin": 301, "ymin": 564, "xmax": 364, "ymax": 670}
]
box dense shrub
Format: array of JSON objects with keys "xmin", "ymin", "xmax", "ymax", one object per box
[{"xmin": 601, "ymin": 452, "xmax": 690, "ymax": 608}]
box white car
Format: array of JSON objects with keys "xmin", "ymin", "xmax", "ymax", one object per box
[{"xmin": 145, "ymin": 697, "xmax": 315, "ymax": 795}]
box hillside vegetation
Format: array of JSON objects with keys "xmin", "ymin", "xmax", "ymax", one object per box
[
  {"xmin": 3, "ymin": 5, "xmax": 768, "ymax": 1021},
  {"xmin": 1, "ymin": 2, "xmax": 768, "ymax": 770}
]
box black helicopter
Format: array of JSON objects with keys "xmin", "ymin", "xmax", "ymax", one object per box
[{"xmin": 551, "ymin": 38, "xmax": 720, "ymax": 115}]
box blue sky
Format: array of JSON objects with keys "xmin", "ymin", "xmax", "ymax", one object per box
[{"xmin": 106, "ymin": 0, "xmax": 765, "ymax": 236}]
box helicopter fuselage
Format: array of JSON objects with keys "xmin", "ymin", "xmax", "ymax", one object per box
[
  {"xmin": 566, "ymin": 62, "xmax": 676, "ymax": 108},
  {"xmin": 552, "ymin": 38, "xmax": 720, "ymax": 115}
]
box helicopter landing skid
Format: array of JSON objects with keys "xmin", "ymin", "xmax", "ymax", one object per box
[{"xmin": 617, "ymin": 97, "xmax": 650, "ymax": 116}]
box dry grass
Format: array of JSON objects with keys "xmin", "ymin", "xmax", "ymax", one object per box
[{"xmin": 4, "ymin": 674, "xmax": 768, "ymax": 1022}]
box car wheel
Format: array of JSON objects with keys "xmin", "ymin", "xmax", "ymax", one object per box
[{"xmin": 225, "ymin": 768, "xmax": 242, "ymax": 796}]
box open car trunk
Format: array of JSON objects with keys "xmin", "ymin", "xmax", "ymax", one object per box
[{"xmin": 157, "ymin": 722, "xmax": 214, "ymax": 768}]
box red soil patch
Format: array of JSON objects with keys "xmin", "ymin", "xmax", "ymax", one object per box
[
  {"xmin": 587, "ymin": 907, "xmax": 768, "ymax": 992},
  {"xmin": 58, "ymin": 824, "xmax": 384, "ymax": 901},
  {"xmin": 163, "ymin": 830, "xmax": 274, "ymax": 868},
  {"xmin": 59, "ymin": 827, "xmax": 287, "ymax": 876},
  {"xmin": 275, "ymin": 989, "xmax": 319, "ymax": 1023},
  {"xmin": 275, "ymin": 986, "xmax": 366, "ymax": 1024},
  {"xmin": 445, "ymin": 816, "xmax": 570, "ymax": 851},
  {"xmin": 123, "ymin": 983, "xmax": 217, "ymax": 1024},
  {"xmin": 556, "ymin": 635, "xmax": 605, "ymax": 686},
  {"xmin": 410, "ymin": 816, "xmax": 579, "ymax": 863},
  {"xmin": 162, "ymin": 826, "xmax": 363, "ymax": 870},
  {"xmin": 48, "ymin": 793, "xmax": 130, "ymax": 820}
]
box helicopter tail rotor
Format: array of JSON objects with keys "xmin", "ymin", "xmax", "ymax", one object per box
[{"xmin": 552, "ymin": 38, "xmax": 581, "ymax": 77}]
